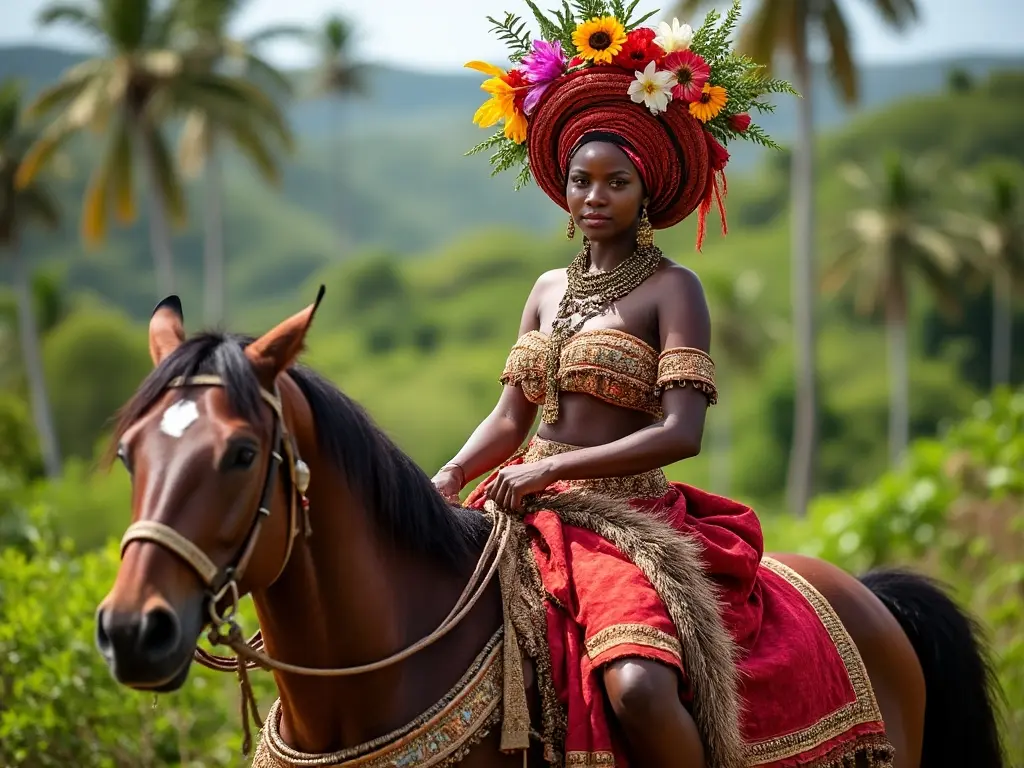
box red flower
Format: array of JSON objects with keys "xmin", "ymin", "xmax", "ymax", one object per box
[
  {"xmin": 568, "ymin": 56, "xmax": 585, "ymax": 68},
  {"xmin": 612, "ymin": 27, "xmax": 664, "ymax": 71},
  {"xmin": 504, "ymin": 68, "xmax": 529, "ymax": 113},
  {"xmin": 728, "ymin": 112, "xmax": 751, "ymax": 132}
]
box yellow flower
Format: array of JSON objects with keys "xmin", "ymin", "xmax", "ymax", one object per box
[
  {"xmin": 465, "ymin": 60, "xmax": 528, "ymax": 144},
  {"xmin": 689, "ymin": 83, "xmax": 728, "ymax": 122},
  {"xmin": 572, "ymin": 16, "xmax": 627, "ymax": 64}
]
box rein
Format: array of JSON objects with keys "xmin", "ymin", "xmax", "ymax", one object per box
[{"xmin": 117, "ymin": 374, "xmax": 513, "ymax": 757}]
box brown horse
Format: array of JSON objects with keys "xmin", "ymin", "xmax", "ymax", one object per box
[{"xmin": 96, "ymin": 292, "xmax": 1006, "ymax": 767}]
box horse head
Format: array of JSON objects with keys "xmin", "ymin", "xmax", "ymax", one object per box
[{"xmin": 95, "ymin": 288, "xmax": 324, "ymax": 692}]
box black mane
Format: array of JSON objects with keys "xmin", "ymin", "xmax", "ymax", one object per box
[{"xmin": 110, "ymin": 332, "xmax": 490, "ymax": 569}]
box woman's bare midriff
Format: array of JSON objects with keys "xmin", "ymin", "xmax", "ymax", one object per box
[{"xmin": 536, "ymin": 392, "xmax": 657, "ymax": 448}]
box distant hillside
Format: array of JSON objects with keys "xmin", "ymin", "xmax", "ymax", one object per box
[{"xmin": 0, "ymin": 43, "xmax": 1022, "ymax": 323}]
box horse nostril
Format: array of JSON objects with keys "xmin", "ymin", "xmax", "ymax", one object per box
[
  {"xmin": 138, "ymin": 606, "xmax": 181, "ymax": 662},
  {"xmin": 95, "ymin": 607, "xmax": 113, "ymax": 654}
]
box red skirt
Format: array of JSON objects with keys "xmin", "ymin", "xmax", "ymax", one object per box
[{"xmin": 465, "ymin": 437, "xmax": 893, "ymax": 768}]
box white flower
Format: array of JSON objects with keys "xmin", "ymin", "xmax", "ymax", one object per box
[
  {"xmin": 627, "ymin": 60, "xmax": 676, "ymax": 115},
  {"xmin": 654, "ymin": 18, "xmax": 693, "ymax": 53}
]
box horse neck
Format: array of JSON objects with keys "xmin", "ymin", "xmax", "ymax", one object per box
[{"xmin": 249, "ymin": 414, "xmax": 480, "ymax": 753}]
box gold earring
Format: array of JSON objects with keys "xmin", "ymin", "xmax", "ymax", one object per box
[
  {"xmin": 637, "ymin": 207, "xmax": 654, "ymax": 248},
  {"xmin": 566, "ymin": 214, "xmax": 576, "ymax": 240}
]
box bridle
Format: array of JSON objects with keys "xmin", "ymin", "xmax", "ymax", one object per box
[
  {"xmin": 118, "ymin": 374, "xmax": 310, "ymax": 668},
  {"xmin": 113, "ymin": 372, "xmax": 514, "ymax": 730}
]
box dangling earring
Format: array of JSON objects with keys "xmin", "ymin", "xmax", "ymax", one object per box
[
  {"xmin": 566, "ymin": 214, "xmax": 576, "ymax": 240},
  {"xmin": 637, "ymin": 207, "xmax": 654, "ymax": 248}
]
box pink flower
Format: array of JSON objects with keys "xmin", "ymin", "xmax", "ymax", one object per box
[
  {"xmin": 663, "ymin": 50, "xmax": 710, "ymax": 102},
  {"xmin": 521, "ymin": 39, "xmax": 568, "ymax": 114}
]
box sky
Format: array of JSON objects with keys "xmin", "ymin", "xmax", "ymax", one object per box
[{"xmin": 0, "ymin": 0, "xmax": 1020, "ymax": 74}]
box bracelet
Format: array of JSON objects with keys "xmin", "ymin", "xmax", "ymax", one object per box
[{"xmin": 439, "ymin": 462, "xmax": 466, "ymax": 486}]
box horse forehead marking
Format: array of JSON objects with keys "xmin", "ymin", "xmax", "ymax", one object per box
[{"xmin": 159, "ymin": 399, "xmax": 200, "ymax": 439}]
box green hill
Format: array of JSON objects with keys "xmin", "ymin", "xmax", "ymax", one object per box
[
  {"xmin": 0, "ymin": 44, "xmax": 1022, "ymax": 323},
  {"xmin": 1, "ymin": 58, "xmax": 1023, "ymax": 519}
]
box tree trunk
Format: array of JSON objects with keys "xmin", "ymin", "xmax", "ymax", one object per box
[
  {"xmin": 991, "ymin": 262, "xmax": 1012, "ymax": 390},
  {"xmin": 203, "ymin": 139, "xmax": 226, "ymax": 327},
  {"xmin": 886, "ymin": 294, "xmax": 910, "ymax": 466},
  {"xmin": 135, "ymin": 122, "xmax": 176, "ymax": 297},
  {"xmin": 785, "ymin": 31, "xmax": 818, "ymax": 517},
  {"xmin": 11, "ymin": 241, "xmax": 62, "ymax": 478}
]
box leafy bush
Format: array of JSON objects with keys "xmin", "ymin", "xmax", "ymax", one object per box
[
  {"xmin": 0, "ymin": 507, "xmax": 277, "ymax": 767},
  {"xmin": 776, "ymin": 388, "xmax": 1024, "ymax": 760}
]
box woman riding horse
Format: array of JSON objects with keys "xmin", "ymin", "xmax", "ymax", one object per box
[{"xmin": 95, "ymin": 4, "xmax": 1005, "ymax": 768}]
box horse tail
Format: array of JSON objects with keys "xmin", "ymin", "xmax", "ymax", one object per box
[{"xmin": 859, "ymin": 568, "xmax": 1006, "ymax": 768}]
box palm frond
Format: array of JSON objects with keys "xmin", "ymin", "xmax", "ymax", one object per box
[
  {"xmin": 37, "ymin": 2, "xmax": 105, "ymax": 38},
  {"xmin": 820, "ymin": 1, "xmax": 856, "ymax": 104},
  {"xmin": 141, "ymin": 124, "xmax": 187, "ymax": 228}
]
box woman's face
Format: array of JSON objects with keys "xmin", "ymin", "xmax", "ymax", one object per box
[{"xmin": 565, "ymin": 141, "xmax": 646, "ymax": 242}]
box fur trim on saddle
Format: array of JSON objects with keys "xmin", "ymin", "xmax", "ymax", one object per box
[{"xmin": 513, "ymin": 489, "xmax": 746, "ymax": 768}]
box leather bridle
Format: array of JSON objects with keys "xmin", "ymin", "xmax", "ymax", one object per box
[{"xmin": 118, "ymin": 374, "xmax": 309, "ymax": 632}]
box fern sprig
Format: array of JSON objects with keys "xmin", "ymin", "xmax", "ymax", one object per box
[{"xmin": 487, "ymin": 13, "xmax": 534, "ymax": 61}]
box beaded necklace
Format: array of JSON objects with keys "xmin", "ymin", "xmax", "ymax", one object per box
[{"xmin": 542, "ymin": 240, "xmax": 664, "ymax": 423}]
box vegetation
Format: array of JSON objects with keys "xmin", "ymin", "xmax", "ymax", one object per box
[
  {"xmin": 677, "ymin": 0, "xmax": 922, "ymax": 517},
  {"xmin": 0, "ymin": 0, "xmax": 1022, "ymax": 762}
]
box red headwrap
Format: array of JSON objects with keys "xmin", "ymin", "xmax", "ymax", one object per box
[{"xmin": 526, "ymin": 67, "xmax": 729, "ymax": 250}]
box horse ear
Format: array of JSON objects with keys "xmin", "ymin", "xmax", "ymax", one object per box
[
  {"xmin": 149, "ymin": 295, "xmax": 185, "ymax": 366},
  {"xmin": 245, "ymin": 285, "xmax": 326, "ymax": 380}
]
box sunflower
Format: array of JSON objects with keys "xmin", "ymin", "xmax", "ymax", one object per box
[
  {"xmin": 689, "ymin": 83, "xmax": 728, "ymax": 122},
  {"xmin": 572, "ymin": 16, "xmax": 628, "ymax": 64}
]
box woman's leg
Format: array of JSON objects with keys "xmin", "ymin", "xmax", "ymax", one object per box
[{"xmin": 604, "ymin": 657, "xmax": 706, "ymax": 767}]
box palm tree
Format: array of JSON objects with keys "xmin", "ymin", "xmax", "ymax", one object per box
[
  {"xmin": 0, "ymin": 79, "xmax": 63, "ymax": 478},
  {"xmin": 822, "ymin": 153, "xmax": 961, "ymax": 466},
  {"xmin": 676, "ymin": 0, "xmax": 920, "ymax": 515},
  {"xmin": 704, "ymin": 269, "xmax": 783, "ymax": 495},
  {"xmin": 15, "ymin": 0, "xmax": 295, "ymax": 300},
  {"xmin": 952, "ymin": 168, "xmax": 1023, "ymax": 390},
  {"xmin": 310, "ymin": 14, "xmax": 368, "ymax": 247},
  {"xmin": 171, "ymin": 0, "xmax": 298, "ymax": 326}
]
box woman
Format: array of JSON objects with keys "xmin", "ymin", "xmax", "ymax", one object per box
[
  {"xmin": 433, "ymin": 127, "xmax": 727, "ymax": 765},
  {"xmin": 431, "ymin": 7, "xmax": 890, "ymax": 768}
]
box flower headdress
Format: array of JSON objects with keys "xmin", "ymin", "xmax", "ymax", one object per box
[{"xmin": 465, "ymin": 0, "xmax": 796, "ymax": 249}]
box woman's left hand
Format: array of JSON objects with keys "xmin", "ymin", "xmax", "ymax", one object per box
[{"xmin": 485, "ymin": 460, "xmax": 556, "ymax": 511}]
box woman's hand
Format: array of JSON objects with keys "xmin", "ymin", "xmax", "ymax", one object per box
[
  {"xmin": 485, "ymin": 460, "xmax": 557, "ymax": 511},
  {"xmin": 432, "ymin": 465, "xmax": 465, "ymax": 504}
]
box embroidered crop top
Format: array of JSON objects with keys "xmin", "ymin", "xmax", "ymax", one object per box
[{"xmin": 500, "ymin": 328, "xmax": 717, "ymax": 417}]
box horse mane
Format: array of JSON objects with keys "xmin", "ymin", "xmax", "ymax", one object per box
[{"xmin": 108, "ymin": 332, "xmax": 490, "ymax": 570}]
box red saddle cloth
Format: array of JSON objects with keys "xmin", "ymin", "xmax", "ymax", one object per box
[{"xmin": 466, "ymin": 458, "xmax": 892, "ymax": 768}]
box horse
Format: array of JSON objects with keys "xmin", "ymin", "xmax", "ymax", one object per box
[{"xmin": 95, "ymin": 290, "xmax": 1006, "ymax": 768}]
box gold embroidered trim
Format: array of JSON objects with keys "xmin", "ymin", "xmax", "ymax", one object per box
[
  {"xmin": 585, "ymin": 623, "xmax": 682, "ymax": 663},
  {"xmin": 655, "ymin": 346, "xmax": 718, "ymax": 405},
  {"xmin": 522, "ymin": 437, "xmax": 670, "ymax": 500},
  {"xmin": 565, "ymin": 751, "xmax": 616, "ymax": 765},
  {"xmin": 501, "ymin": 331, "xmax": 547, "ymax": 405},
  {"xmin": 499, "ymin": 329, "xmax": 664, "ymax": 416},
  {"xmin": 745, "ymin": 558, "xmax": 893, "ymax": 766},
  {"xmin": 251, "ymin": 630, "xmax": 504, "ymax": 768}
]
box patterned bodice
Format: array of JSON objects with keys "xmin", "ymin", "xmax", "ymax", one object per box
[{"xmin": 500, "ymin": 328, "xmax": 717, "ymax": 417}]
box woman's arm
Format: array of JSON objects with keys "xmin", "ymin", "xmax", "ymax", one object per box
[
  {"xmin": 541, "ymin": 264, "xmax": 713, "ymax": 481},
  {"xmin": 435, "ymin": 274, "xmax": 550, "ymax": 487}
]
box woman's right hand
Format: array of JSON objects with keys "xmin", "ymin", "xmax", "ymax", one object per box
[{"xmin": 432, "ymin": 464, "xmax": 465, "ymax": 504}]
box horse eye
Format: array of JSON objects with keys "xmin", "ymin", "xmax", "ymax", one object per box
[
  {"xmin": 233, "ymin": 446, "xmax": 257, "ymax": 469},
  {"xmin": 117, "ymin": 444, "xmax": 131, "ymax": 472}
]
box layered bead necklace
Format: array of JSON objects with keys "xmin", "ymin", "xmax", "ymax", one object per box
[{"xmin": 542, "ymin": 239, "xmax": 664, "ymax": 424}]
